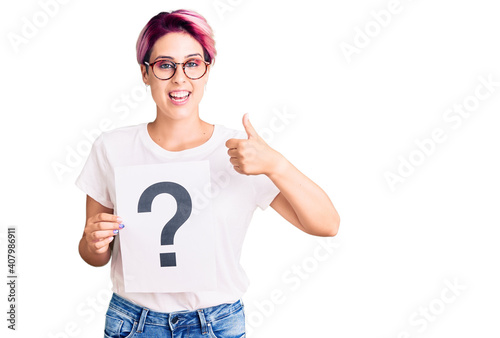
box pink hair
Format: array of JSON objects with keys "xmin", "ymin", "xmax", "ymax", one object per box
[{"xmin": 136, "ymin": 10, "xmax": 216, "ymax": 67}]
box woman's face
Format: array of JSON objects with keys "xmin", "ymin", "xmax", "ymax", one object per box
[{"xmin": 141, "ymin": 32, "xmax": 210, "ymax": 120}]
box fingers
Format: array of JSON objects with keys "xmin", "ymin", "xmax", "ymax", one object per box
[
  {"xmin": 229, "ymin": 156, "xmax": 239, "ymax": 167},
  {"xmin": 93, "ymin": 236, "xmax": 114, "ymax": 254},
  {"xmin": 227, "ymin": 148, "xmax": 239, "ymax": 157},
  {"xmin": 93, "ymin": 212, "xmax": 122, "ymax": 224},
  {"xmin": 85, "ymin": 220, "xmax": 122, "ymax": 239},
  {"xmin": 225, "ymin": 115, "xmax": 261, "ymax": 175},
  {"xmin": 89, "ymin": 228, "xmax": 120, "ymax": 242},
  {"xmin": 225, "ymin": 138, "xmax": 240, "ymax": 149},
  {"xmin": 85, "ymin": 212, "xmax": 124, "ymax": 254},
  {"xmin": 91, "ymin": 220, "xmax": 122, "ymax": 231},
  {"xmin": 242, "ymin": 113, "xmax": 258, "ymax": 139},
  {"xmin": 232, "ymin": 165, "xmax": 244, "ymax": 175},
  {"xmin": 226, "ymin": 136, "xmax": 258, "ymax": 174}
]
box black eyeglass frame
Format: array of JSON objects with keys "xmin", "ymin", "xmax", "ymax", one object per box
[{"xmin": 144, "ymin": 58, "xmax": 210, "ymax": 80}]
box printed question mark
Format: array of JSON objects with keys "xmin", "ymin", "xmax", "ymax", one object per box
[{"xmin": 137, "ymin": 182, "xmax": 192, "ymax": 267}]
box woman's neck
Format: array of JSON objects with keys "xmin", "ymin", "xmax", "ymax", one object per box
[{"xmin": 147, "ymin": 113, "xmax": 214, "ymax": 152}]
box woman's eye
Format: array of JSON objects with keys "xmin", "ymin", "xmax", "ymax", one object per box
[
  {"xmin": 186, "ymin": 60, "xmax": 201, "ymax": 68},
  {"xmin": 158, "ymin": 62, "xmax": 174, "ymax": 69}
]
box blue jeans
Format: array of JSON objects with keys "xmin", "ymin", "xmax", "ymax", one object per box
[{"xmin": 104, "ymin": 293, "xmax": 246, "ymax": 337}]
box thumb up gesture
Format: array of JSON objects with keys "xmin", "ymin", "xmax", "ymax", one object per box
[{"xmin": 225, "ymin": 113, "xmax": 283, "ymax": 176}]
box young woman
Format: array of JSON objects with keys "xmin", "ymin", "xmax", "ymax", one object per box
[{"xmin": 77, "ymin": 9, "xmax": 339, "ymax": 338}]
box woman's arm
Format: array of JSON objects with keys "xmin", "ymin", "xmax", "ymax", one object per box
[
  {"xmin": 79, "ymin": 195, "xmax": 123, "ymax": 267},
  {"xmin": 268, "ymin": 158, "xmax": 339, "ymax": 237},
  {"xmin": 226, "ymin": 114, "xmax": 340, "ymax": 237}
]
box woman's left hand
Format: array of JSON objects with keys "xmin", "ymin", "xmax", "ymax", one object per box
[{"xmin": 225, "ymin": 113, "xmax": 284, "ymax": 176}]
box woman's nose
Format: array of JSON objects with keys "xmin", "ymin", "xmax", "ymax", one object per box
[{"xmin": 171, "ymin": 64, "xmax": 187, "ymax": 83}]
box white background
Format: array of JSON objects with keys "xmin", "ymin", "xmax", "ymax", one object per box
[{"xmin": 1, "ymin": 0, "xmax": 499, "ymax": 337}]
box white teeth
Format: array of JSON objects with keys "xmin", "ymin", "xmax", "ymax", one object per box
[{"xmin": 170, "ymin": 91, "xmax": 189, "ymax": 98}]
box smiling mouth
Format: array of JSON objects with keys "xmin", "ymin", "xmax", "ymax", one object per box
[{"xmin": 169, "ymin": 91, "xmax": 191, "ymax": 102}]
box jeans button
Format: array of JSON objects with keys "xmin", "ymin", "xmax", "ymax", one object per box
[{"xmin": 172, "ymin": 316, "xmax": 178, "ymax": 324}]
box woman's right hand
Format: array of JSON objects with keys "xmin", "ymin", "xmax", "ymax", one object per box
[
  {"xmin": 83, "ymin": 213, "xmax": 124, "ymax": 255},
  {"xmin": 79, "ymin": 195, "xmax": 124, "ymax": 266}
]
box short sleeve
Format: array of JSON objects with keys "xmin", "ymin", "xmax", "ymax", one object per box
[
  {"xmin": 75, "ymin": 134, "xmax": 114, "ymax": 209},
  {"xmin": 252, "ymin": 174, "xmax": 280, "ymax": 210}
]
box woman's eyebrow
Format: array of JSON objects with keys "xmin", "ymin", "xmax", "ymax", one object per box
[
  {"xmin": 154, "ymin": 53, "xmax": 203, "ymax": 61},
  {"xmin": 185, "ymin": 53, "xmax": 203, "ymax": 58}
]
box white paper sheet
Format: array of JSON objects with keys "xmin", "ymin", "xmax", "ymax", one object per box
[{"xmin": 114, "ymin": 161, "xmax": 216, "ymax": 293}]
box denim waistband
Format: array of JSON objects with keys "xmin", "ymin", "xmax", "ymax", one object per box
[{"xmin": 107, "ymin": 293, "xmax": 244, "ymax": 333}]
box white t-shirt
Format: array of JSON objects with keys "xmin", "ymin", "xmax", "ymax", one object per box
[{"xmin": 75, "ymin": 122, "xmax": 280, "ymax": 312}]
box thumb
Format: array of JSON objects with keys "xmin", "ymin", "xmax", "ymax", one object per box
[{"xmin": 242, "ymin": 113, "xmax": 258, "ymax": 139}]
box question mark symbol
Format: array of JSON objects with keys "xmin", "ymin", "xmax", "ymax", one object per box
[{"xmin": 137, "ymin": 182, "xmax": 192, "ymax": 267}]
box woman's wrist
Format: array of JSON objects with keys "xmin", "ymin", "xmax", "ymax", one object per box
[{"xmin": 265, "ymin": 151, "xmax": 290, "ymax": 180}]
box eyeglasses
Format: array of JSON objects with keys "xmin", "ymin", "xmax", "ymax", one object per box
[{"xmin": 144, "ymin": 58, "xmax": 210, "ymax": 80}]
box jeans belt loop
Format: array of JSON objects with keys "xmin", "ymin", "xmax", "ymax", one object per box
[
  {"xmin": 137, "ymin": 307, "xmax": 149, "ymax": 333},
  {"xmin": 197, "ymin": 309, "xmax": 209, "ymax": 334}
]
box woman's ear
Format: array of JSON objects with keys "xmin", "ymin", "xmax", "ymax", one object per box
[
  {"xmin": 205, "ymin": 64, "xmax": 211, "ymax": 79},
  {"xmin": 204, "ymin": 64, "xmax": 210, "ymax": 85},
  {"xmin": 140, "ymin": 64, "xmax": 150, "ymax": 86}
]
